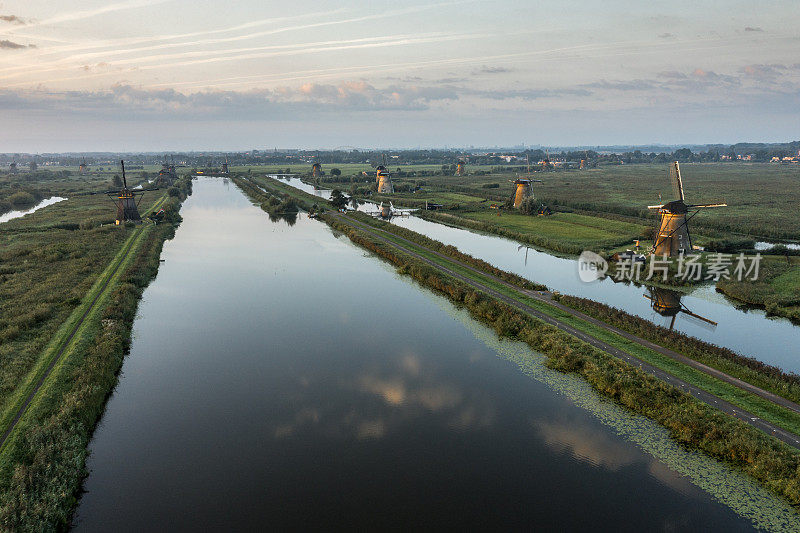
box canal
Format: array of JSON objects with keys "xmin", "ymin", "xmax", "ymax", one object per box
[
  {"xmin": 278, "ymin": 177, "xmax": 800, "ymax": 374},
  {"xmin": 73, "ymin": 178, "xmax": 799, "ymax": 531}
]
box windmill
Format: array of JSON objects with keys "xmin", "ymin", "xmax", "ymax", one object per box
[
  {"xmin": 108, "ymin": 160, "xmax": 143, "ymax": 225},
  {"xmin": 79, "ymin": 158, "xmax": 88, "ymax": 174},
  {"xmin": 455, "ymin": 159, "xmax": 466, "ymax": 176},
  {"xmin": 311, "ymin": 161, "xmax": 322, "ymax": 178},
  {"xmin": 375, "ymin": 154, "xmax": 394, "ymax": 193},
  {"xmin": 157, "ymin": 155, "xmax": 176, "ymax": 187},
  {"xmin": 648, "ymin": 162, "xmax": 727, "ymax": 256},
  {"xmin": 542, "ymin": 149, "xmax": 551, "ymax": 170},
  {"xmin": 221, "ymin": 157, "xmax": 229, "ymax": 175},
  {"xmin": 644, "ymin": 287, "xmax": 717, "ymax": 331}
]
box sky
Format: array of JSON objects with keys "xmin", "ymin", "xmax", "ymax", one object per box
[{"xmin": 0, "ymin": 0, "xmax": 798, "ymax": 152}]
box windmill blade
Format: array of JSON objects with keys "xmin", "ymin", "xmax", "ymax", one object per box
[
  {"xmin": 120, "ymin": 160, "xmax": 128, "ymax": 189},
  {"xmin": 687, "ymin": 203, "xmax": 727, "ymax": 208},
  {"xmin": 647, "ymin": 204, "xmax": 665, "ymax": 209},
  {"xmin": 669, "ymin": 161, "xmax": 685, "ymax": 201}
]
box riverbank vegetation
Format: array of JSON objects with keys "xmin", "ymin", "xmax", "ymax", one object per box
[
  {"xmin": 323, "ymin": 213, "xmax": 800, "ymax": 506},
  {"xmin": 717, "ymin": 255, "xmax": 800, "ymax": 322},
  {"xmin": 554, "ymin": 294, "xmax": 800, "ymax": 403},
  {"xmin": 0, "ymin": 175, "xmax": 192, "ymax": 530}
]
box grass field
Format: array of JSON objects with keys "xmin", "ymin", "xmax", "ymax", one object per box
[
  {"xmin": 460, "ymin": 211, "xmax": 648, "ymax": 249},
  {"xmin": 718, "ymin": 256, "xmax": 800, "ymax": 321},
  {"xmin": 412, "ymin": 162, "xmax": 800, "ymax": 240}
]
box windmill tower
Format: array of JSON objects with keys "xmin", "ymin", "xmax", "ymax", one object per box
[
  {"xmin": 110, "ymin": 160, "xmax": 142, "ymax": 225},
  {"xmin": 79, "ymin": 158, "xmax": 88, "ymax": 174},
  {"xmin": 644, "ymin": 287, "xmax": 717, "ymax": 331},
  {"xmin": 221, "ymin": 157, "xmax": 229, "ymax": 175},
  {"xmin": 455, "ymin": 160, "xmax": 466, "ymax": 176},
  {"xmin": 648, "ymin": 162, "xmax": 726, "ymax": 256},
  {"xmin": 510, "ymin": 178, "xmax": 542, "ymax": 208},
  {"xmin": 376, "ymin": 154, "xmax": 394, "ymax": 193},
  {"xmin": 542, "ymin": 150, "xmax": 551, "ymax": 170},
  {"xmin": 158, "ymin": 156, "xmax": 175, "ymax": 187},
  {"xmin": 311, "ymin": 161, "xmax": 322, "ymax": 178}
]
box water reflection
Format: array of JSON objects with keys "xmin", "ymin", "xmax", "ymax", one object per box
[{"xmin": 644, "ymin": 287, "xmax": 717, "ymax": 331}]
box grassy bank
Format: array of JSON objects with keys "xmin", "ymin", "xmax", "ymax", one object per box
[
  {"xmin": 0, "ymin": 177, "xmax": 192, "ymax": 530},
  {"xmin": 717, "ymin": 256, "xmax": 800, "ymax": 322},
  {"xmin": 555, "ymin": 294, "xmax": 800, "ymax": 403},
  {"xmin": 323, "ymin": 213, "xmax": 800, "ymax": 506}
]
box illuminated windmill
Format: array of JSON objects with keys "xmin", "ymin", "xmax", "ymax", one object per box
[
  {"xmin": 455, "ymin": 160, "xmax": 466, "ymax": 176},
  {"xmin": 79, "ymin": 158, "xmax": 88, "ymax": 174},
  {"xmin": 109, "ymin": 160, "xmax": 143, "ymax": 225},
  {"xmin": 542, "ymin": 150, "xmax": 551, "ymax": 170},
  {"xmin": 648, "ymin": 162, "xmax": 726, "ymax": 256},
  {"xmin": 311, "ymin": 161, "xmax": 322, "ymax": 178},
  {"xmin": 508, "ymin": 178, "xmax": 539, "ymax": 207},
  {"xmin": 375, "ymin": 154, "xmax": 395, "ymax": 193}
]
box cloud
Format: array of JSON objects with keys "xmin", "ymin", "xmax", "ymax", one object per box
[
  {"xmin": 744, "ymin": 26, "xmax": 763, "ymax": 32},
  {"xmin": 0, "ymin": 14, "xmax": 27, "ymax": 25},
  {"xmin": 0, "ymin": 39, "xmax": 35, "ymax": 50},
  {"xmin": 0, "ymin": 81, "xmax": 458, "ymax": 121},
  {"xmin": 469, "ymin": 87, "xmax": 591, "ymax": 100},
  {"xmin": 473, "ymin": 65, "xmax": 513, "ymax": 74},
  {"xmin": 740, "ymin": 63, "xmax": 787, "ymax": 79}
]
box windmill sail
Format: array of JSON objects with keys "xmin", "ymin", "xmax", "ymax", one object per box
[{"xmin": 669, "ymin": 161, "xmax": 685, "ymax": 201}]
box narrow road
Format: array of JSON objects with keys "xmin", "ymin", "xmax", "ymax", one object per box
[{"xmin": 332, "ymin": 213, "xmax": 800, "ymax": 449}]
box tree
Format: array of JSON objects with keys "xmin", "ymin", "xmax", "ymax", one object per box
[
  {"xmin": 330, "ymin": 189, "xmax": 348, "ymax": 210},
  {"xmin": 330, "ymin": 168, "xmax": 341, "ymax": 176},
  {"xmin": 350, "ymin": 196, "xmax": 360, "ymax": 209},
  {"xmin": 112, "ymin": 175, "xmax": 123, "ymax": 188}
]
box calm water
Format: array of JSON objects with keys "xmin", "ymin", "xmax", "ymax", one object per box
[
  {"xmin": 278, "ymin": 177, "xmax": 800, "ymax": 373},
  {"xmin": 0, "ymin": 196, "xmax": 66, "ymax": 223},
  {"xmin": 74, "ymin": 179, "xmax": 799, "ymax": 531}
]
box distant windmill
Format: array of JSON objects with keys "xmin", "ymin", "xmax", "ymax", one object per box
[
  {"xmin": 108, "ymin": 160, "xmax": 143, "ymax": 225},
  {"xmin": 79, "ymin": 158, "xmax": 88, "ymax": 174},
  {"xmin": 455, "ymin": 159, "xmax": 466, "ymax": 176},
  {"xmin": 157, "ymin": 155, "xmax": 176, "ymax": 187},
  {"xmin": 311, "ymin": 161, "xmax": 322, "ymax": 178},
  {"xmin": 221, "ymin": 157, "xmax": 229, "ymax": 175},
  {"xmin": 648, "ymin": 162, "xmax": 727, "ymax": 256},
  {"xmin": 375, "ymin": 154, "xmax": 394, "ymax": 193}
]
